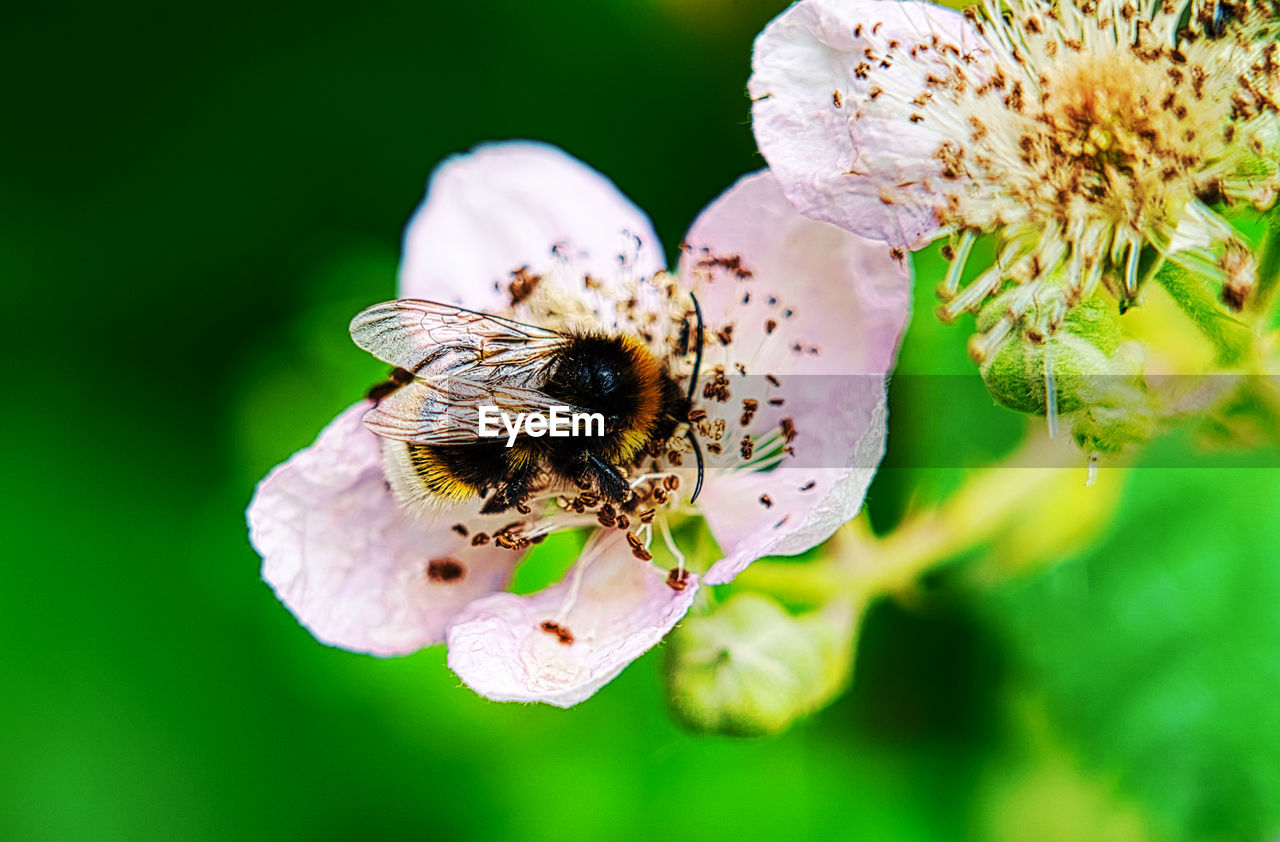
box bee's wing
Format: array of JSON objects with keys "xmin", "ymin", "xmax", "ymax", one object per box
[
  {"xmin": 350, "ymin": 299, "xmax": 565, "ymax": 378},
  {"xmin": 363, "ymin": 377, "xmax": 596, "ymax": 445},
  {"xmin": 351, "ymin": 300, "xmax": 596, "ymax": 445}
]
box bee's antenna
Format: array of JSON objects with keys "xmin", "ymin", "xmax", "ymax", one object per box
[
  {"xmin": 686, "ymin": 293, "xmax": 705, "ymax": 403},
  {"xmin": 687, "ymin": 428, "xmax": 705, "ymax": 503},
  {"xmin": 686, "ymin": 292, "xmax": 705, "ymax": 503}
]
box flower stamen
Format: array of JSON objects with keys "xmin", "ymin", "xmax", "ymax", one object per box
[
  {"xmin": 551, "ymin": 531, "xmax": 609, "ymax": 625},
  {"xmin": 657, "ymin": 515, "xmax": 687, "ymax": 579},
  {"xmin": 815, "ymin": 0, "xmax": 1279, "ymax": 341}
]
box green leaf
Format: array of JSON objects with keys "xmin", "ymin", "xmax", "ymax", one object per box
[
  {"xmin": 982, "ymin": 462, "xmax": 1280, "ymax": 841},
  {"xmin": 1255, "ymin": 203, "xmax": 1280, "ymax": 319},
  {"xmin": 1154, "ymin": 261, "xmax": 1252, "ymax": 366}
]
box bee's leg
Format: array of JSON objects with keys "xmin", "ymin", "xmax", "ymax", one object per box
[
  {"xmin": 481, "ymin": 464, "xmax": 538, "ymax": 514},
  {"xmin": 554, "ymin": 449, "xmax": 629, "ymax": 503},
  {"xmin": 586, "ymin": 453, "xmax": 631, "ymax": 502},
  {"xmin": 366, "ymin": 367, "xmax": 414, "ymax": 403}
]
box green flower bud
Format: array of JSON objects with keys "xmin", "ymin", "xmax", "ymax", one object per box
[
  {"xmin": 1072, "ymin": 404, "xmax": 1159, "ymax": 454},
  {"xmin": 664, "ymin": 592, "xmax": 857, "ymax": 737},
  {"xmin": 978, "ymin": 294, "xmax": 1136, "ymax": 416},
  {"xmin": 1061, "ymin": 291, "xmax": 1123, "ymax": 356}
]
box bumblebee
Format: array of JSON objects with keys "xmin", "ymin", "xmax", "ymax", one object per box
[{"xmin": 350, "ymin": 298, "xmax": 704, "ymax": 515}]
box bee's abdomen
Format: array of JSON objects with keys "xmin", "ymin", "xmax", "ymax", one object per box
[
  {"xmin": 381, "ymin": 439, "xmax": 511, "ymax": 512},
  {"xmin": 407, "ymin": 441, "xmax": 511, "ymax": 498}
]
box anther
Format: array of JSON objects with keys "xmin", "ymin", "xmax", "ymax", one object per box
[
  {"xmin": 626, "ymin": 531, "xmax": 653, "ymax": 561},
  {"xmin": 540, "ymin": 620, "xmax": 574, "ymax": 645},
  {"xmin": 666, "ymin": 567, "xmax": 690, "ymax": 591},
  {"xmin": 427, "ymin": 558, "xmax": 465, "ymax": 582}
]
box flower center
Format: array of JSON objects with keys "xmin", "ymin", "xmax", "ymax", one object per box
[
  {"xmin": 926, "ymin": 0, "xmax": 1280, "ymax": 349},
  {"xmin": 1040, "ymin": 47, "xmax": 1221, "ymax": 207},
  {"xmin": 451, "ymin": 250, "xmax": 810, "ymax": 597}
]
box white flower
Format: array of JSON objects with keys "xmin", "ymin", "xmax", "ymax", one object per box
[
  {"xmin": 247, "ymin": 142, "xmax": 912, "ymax": 706},
  {"xmin": 751, "ymin": 0, "xmax": 1280, "ymax": 356}
]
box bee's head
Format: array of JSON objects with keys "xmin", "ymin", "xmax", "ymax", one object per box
[{"xmin": 548, "ymin": 332, "xmax": 664, "ymax": 429}]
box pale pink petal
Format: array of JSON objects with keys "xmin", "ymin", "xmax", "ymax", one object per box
[
  {"xmin": 445, "ymin": 534, "xmax": 698, "ymax": 707},
  {"xmin": 749, "ymin": 0, "xmax": 989, "ymax": 246},
  {"xmin": 682, "ymin": 170, "xmax": 910, "ymax": 376},
  {"xmin": 248, "ymin": 404, "xmax": 521, "ymax": 656},
  {"xmin": 397, "ymin": 141, "xmax": 664, "ymax": 309},
  {"xmin": 697, "ymin": 386, "xmax": 888, "ymax": 585},
  {"xmin": 679, "ymin": 171, "xmax": 909, "ymax": 584}
]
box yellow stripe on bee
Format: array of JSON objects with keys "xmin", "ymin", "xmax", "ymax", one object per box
[
  {"xmin": 406, "ymin": 444, "xmax": 482, "ymax": 502},
  {"xmin": 609, "ymin": 335, "xmax": 664, "ymax": 463}
]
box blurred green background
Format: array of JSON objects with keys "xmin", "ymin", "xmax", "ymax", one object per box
[{"xmin": 5, "ymin": 1, "xmax": 1280, "ymax": 840}]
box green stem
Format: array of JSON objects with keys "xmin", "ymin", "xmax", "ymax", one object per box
[{"xmin": 735, "ymin": 435, "xmax": 1126, "ymax": 603}]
